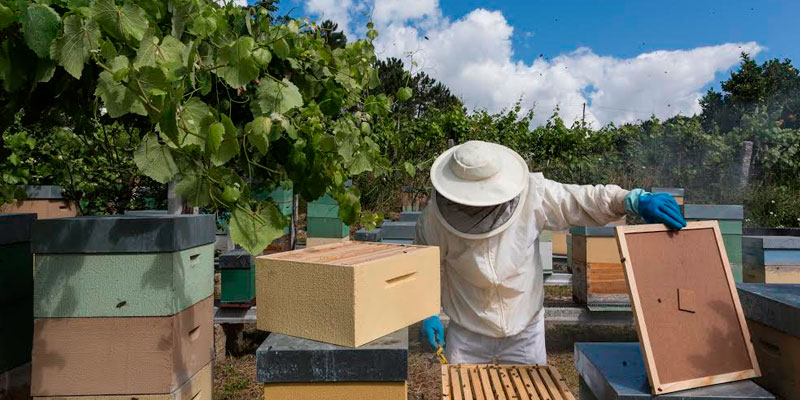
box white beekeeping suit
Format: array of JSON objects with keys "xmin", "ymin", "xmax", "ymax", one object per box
[{"xmin": 415, "ymin": 140, "xmax": 630, "ymax": 364}]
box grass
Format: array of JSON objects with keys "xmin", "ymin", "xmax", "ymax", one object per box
[{"xmin": 212, "ymin": 321, "xmax": 638, "ymax": 400}]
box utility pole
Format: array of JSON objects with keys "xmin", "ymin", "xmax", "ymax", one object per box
[{"xmin": 582, "ymin": 103, "xmax": 586, "ymax": 124}]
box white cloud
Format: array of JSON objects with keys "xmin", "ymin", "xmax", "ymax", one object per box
[
  {"xmin": 305, "ymin": 0, "xmax": 356, "ymax": 39},
  {"xmin": 299, "ymin": 2, "xmax": 762, "ymax": 127}
]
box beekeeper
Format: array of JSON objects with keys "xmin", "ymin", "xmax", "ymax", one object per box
[{"xmin": 415, "ymin": 140, "xmax": 685, "ymax": 364}]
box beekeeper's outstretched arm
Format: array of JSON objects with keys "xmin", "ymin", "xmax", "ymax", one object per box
[{"xmin": 538, "ymin": 176, "xmax": 686, "ymax": 231}]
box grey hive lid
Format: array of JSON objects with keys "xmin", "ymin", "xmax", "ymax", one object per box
[
  {"xmin": 219, "ymin": 248, "xmax": 254, "ymax": 269},
  {"xmin": 256, "ymin": 329, "xmax": 408, "ymax": 383},
  {"xmin": 743, "ymin": 227, "xmax": 800, "ymax": 237},
  {"xmin": 32, "ymin": 215, "xmax": 215, "ymax": 254},
  {"xmin": 743, "ymin": 235, "xmax": 800, "ymax": 250},
  {"xmin": 683, "ymin": 204, "xmax": 743, "ymax": 220},
  {"xmin": 123, "ymin": 209, "xmax": 169, "ymax": 216},
  {"xmin": 0, "ymin": 213, "xmax": 36, "ymax": 245},
  {"xmin": 737, "ymin": 283, "xmax": 800, "ymax": 337},
  {"xmin": 24, "ymin": 185, "xmax": 65, "ymax": 199},
  {"xmin": 570, "ymin": 226, "xmax": 616, "ymax": 237}
]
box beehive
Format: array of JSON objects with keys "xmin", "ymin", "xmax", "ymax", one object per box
[
  {"xmin": 551, "ymin": 230, "xmax": 568, "ymax": 255},
  {"xmin": 307, "ymin": 194, "xmax": 349, "ymax": 239},
  {"xmin": 0, "ymin": 186, "xmax": 77, "ymax": 219},
  {"xmin": 219, "ymin": 249, "xmax": 256, "ymax": 306},
  {"xmin": 570, "ymin": 226, "xmax": 627, "ymax": 307},
  {"xmin": 256, "ymin": 241, "xmax": 439, "ymax": 347},
  {"xmin": 31, "ymin": 215, "xmax": 215, "ymax": 398},
  {"xmin": 738, "ymin": 284, "xmax": 800, "ymax": 400},
  {"xmin": 743, "ymin": 235, "xmax": 800, "ymax": 283}
]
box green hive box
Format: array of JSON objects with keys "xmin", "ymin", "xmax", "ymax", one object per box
[
  {"xmin": 0, "ymin": 213, "xmax": 36, "ymax": 373},
  {"xmin": 219, "ymin": 249, "xmax": 256, "ymax": 305},
  {"xmin": 684, "ymin": 204, "xmax": 743, "ymax": 281},
  {"xmin": 32, "ymin": 215, "xmax": 215, "ymax": 318},
  {"xmin": 307, "ymin": 217, "xmax": 349, "ymax": 238}
]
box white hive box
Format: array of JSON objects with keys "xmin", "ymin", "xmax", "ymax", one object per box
[{"xmin": 256, "ymin": 241, "xmax": 440, "ymax": 347}]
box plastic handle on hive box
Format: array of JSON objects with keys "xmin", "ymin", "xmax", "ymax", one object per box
[{"xmin": 385, "ymin": 272, "xmax": 417, "ymax": 287}]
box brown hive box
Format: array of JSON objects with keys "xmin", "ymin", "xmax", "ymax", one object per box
[
  {"xmin": 441, "ymin": 364, "xmax": 575, "ymax": 400},
  {"xmin": 31, "ymin": 297, "xmax": 213, "ymax": 396},
  {"xmin": 33, "ymin": 363, "xmax": 212, "ymax": 400},
  {"xmin": 256, "ymin": 241, "xmax": 440, "ymax": 347}
]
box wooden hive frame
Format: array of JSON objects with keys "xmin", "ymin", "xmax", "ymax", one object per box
[
  {"xmin": 441, "ymin": 364, "xmax": 575, "ymax": 400},
  {"xmin": 615, "ymin": 221, "xmax": 760, "ymax": 395}
]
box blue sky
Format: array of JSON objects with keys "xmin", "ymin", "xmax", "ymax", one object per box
[
  {"xmin": 440, "ymin": 1, "xmax": 797, "ymax": 65},
  {"xmin": 273, "ymin": 0, "xmax": 797, "ymax": 126}
]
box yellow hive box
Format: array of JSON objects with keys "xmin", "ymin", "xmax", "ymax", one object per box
[
  {"xmin": 263, "ymin": 382, "xmax": 407, "ymax": 400},
  {"xmin": 570, "ymin": 236, "xmax": 621, "ymax": 264},
  {"xmin": 551, "ymin": 231, "xmax": 568, "ymax": 255},
  {"xmin": 306, "ymin": 236, "xmax": 350, "ymax": 247},
  {"xmin": 0, "ymin": 200, "xmax": 77, "ymax": 219},
  {"xmin": 441, "ymin": 364, "xmax": 575, "ymax": 400},
  {"xmin": 33, "ymin": 362, "xmax": 212, "ymax": 400},
  {"xmin": 256, "ymin": 241, "xmax": 440, "ymax": 347}
]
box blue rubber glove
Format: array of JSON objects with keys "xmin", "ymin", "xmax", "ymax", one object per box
[
  {"xmin": 420, "ymin": 316, "xmax": 445, "ymax": 351},
  {"xmin": 627, "ymin": 191, "xmax": 687, "ymax": 229}
]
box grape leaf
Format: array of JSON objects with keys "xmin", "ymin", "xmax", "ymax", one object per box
[
  {"xmin": 91, "ymin": 0, "xmax": 148, "ymax": 42},
  {"xmin": 248, "ymin": 116, "xmax": 271, "ymax": 154},
  {"xmin": 211, "ymin": 114, "xmax": 240, "ymax": 166},
  {"xmin": 175, "ymin": 172, "xmax": 211, "ymax": 207},
  {"xmin": 22, "ymin": 4, "xmax": 61, "ymax": 58},
  {"xmin": 134, "ymin": 32, "xmax": 185, "ymax": 70},
  {"xmin": 229, "ymin": 205, "xmax": 286, "ymax": 255},
  {"xmin": 272, "ymin": 38, "xmax": 290, "ymax": 59},
  {"xmin": 396, "ymin": 87, "xmax": 412, "ymax": 102},
  {"xmin": 51, "ymin": 15, "xmax": 101, "ymax": 79},
  {"xmin": 133, "ymin": 133, "xmax": 179, "ymax": 183},
  {"xmin": 176, "ymin": 98, "xmax": 211, "ymax": 147},
  {"xmin": 216, "ymin": 37, "xmax": 259, "ymax": 88},
  {"xmin": 95, "ymin": 70, "xmax": 146, "ymax": 117},
  {"xmin": 207, "ymin": 122, "xmax": 224, "ymax": 153},
  {"xmin": 256, "ymin": 78, "xmax": 303, "ymax": 115},
  {"xmin": 0, "ymin": 4, "xmax": 14, "ymax": 30}
]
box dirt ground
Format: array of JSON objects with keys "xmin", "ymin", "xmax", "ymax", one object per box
[{"xmin": 212, "ymin": 321, "xmax": 638, "ymax": 400}]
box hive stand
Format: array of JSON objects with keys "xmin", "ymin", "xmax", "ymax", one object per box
[
  {"xmin": 256, "ymin": 241, "xmax": 439, "ymax": 347},
  {"xmin": 257, "ymin": 329, "xmax": 408, "ymax": 400},
  {"xmin": 738, "ymin": 284, "xmax": 800, "ymax": 400},
  {"xmin": 575, "ymin": 343, "xmax": 774, "ymax": 400}
]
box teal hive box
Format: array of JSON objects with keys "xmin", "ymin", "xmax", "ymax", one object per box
[
  {"xmin": 32, "ymin": 215, "xmax": 215, "ymax": 318},
  {"xmin": 220, "ymin": 249, "xmax": 256, "ymax": 305},
  {"xmin": 307, "ymin": 217, "xmax": 349, "ymax": 238}
]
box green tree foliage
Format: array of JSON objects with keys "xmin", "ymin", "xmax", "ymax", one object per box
[
  {"xmin": 701, "ymin": 53, "xmax": 800, "ymax": 131},
  {"xmin": 371, "ymin": 57, "xmax": 462, "ymax": 118},
  {"xmin": 0, "ymin": 0, "xmax": 390, "ymax": 254},
  {"xmin": 319, "ymin": 20, "xmax": 346, "ymax": 49}
]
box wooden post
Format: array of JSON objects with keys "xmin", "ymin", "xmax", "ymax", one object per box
[
  {"xmin": 167, "ymin": 181, "xmax": 182, "ymax": 214},
  {"xmin": 290, "ymin": 193, "xmax": 299, "ymax": 250},
  {"xmin": 739, "ymin": 141, "xmax": 753, "ymax": 189}
]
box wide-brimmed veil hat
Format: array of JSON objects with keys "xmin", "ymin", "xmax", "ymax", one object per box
[{"xmin": 430, "ymin": 140, "xmax": 529, "ymax": 207}]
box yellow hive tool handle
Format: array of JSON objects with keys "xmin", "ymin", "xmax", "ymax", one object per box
[{"xmin": 436, "ymin": 344, "xmax": 448, "ymax": 364}]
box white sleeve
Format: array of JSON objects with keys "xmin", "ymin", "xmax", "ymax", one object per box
[{"xmin": 540, "ymin": 177, "xmax": 630, "ymax": 231}]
